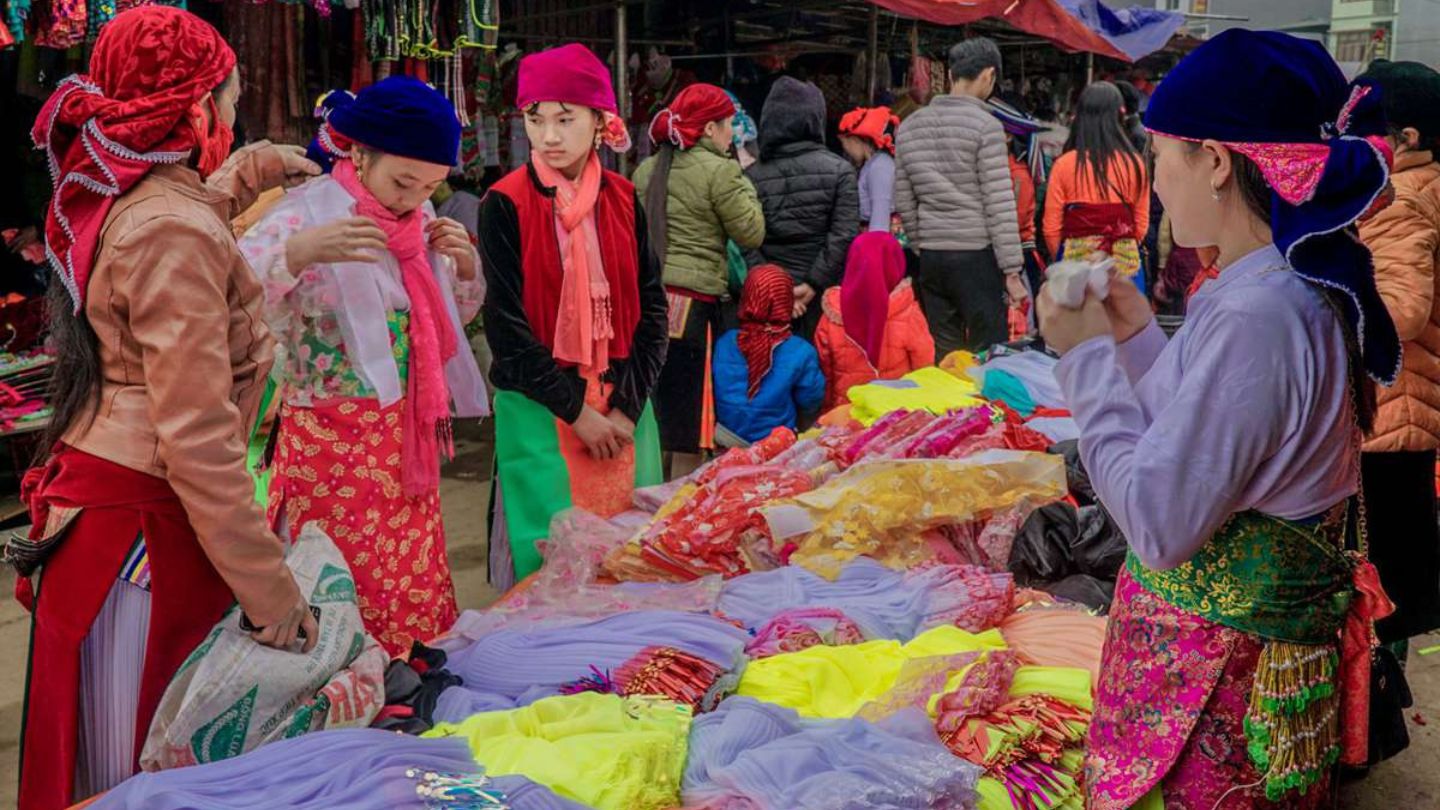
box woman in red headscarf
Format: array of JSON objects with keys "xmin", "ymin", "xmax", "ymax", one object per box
[
  {"xmin": 633, "ymin": 83, "xmax": 765, "ymax": 475},
  {"xmin": 17, "ymin": 7, "xmax": 320, "ymax": 807},
  {"xmin": 712, "ymin": 265, "xmax": 827, "ymax": 443},
  {"xmin": 814, "ymin": 232, "xmax": 935, "ymax": 409},
  {"xmin": 480, "ymin": 44, "xmax": 669, "ymax": 586},
  {"xmin": 838, "ymin": 106, "xmax": 901, "ymax": 234}
]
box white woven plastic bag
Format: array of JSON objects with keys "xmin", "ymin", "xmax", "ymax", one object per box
[{"xmin": 140, "ymin": 524, "xmax": 385, "ymax": 771}]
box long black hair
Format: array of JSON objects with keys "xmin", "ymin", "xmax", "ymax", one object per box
[
  {"xmin": 43, "ymin": 280, "xmax": 103, "ymax": 452},
  {"xmin": 644, "ymin": 142, "xmax": 677, "ymax": 263},
  {"xmin": 1064, "ymin": 82, "xmax": 1145, "ymax": 201}
]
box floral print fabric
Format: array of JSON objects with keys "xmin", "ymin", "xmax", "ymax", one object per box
[{"xmin": 268, "ymin": 399, "xmax": 458, "ymax": 657}]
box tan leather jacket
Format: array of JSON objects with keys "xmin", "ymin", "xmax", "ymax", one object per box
[{"xmin": 63, "ymin": 142, "xmax": 299, "ymax": 626}]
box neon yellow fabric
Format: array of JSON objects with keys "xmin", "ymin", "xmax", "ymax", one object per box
[
  {"xmin": 423, "ymin": 693, "xmax": 691, "ymax": 810},
  {"xmin": 1009, "ymin": 666, "xmax": 1094, "ymax": 712},
  {"xmin": 736, "ymin": 625, "xmax": 1007, "ymax": 718},
  {"xmin": 846, "ymin": 366, "xmax": 982, "ymax": 425}
]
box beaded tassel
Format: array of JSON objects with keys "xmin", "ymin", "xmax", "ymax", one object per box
[
  {"xmin": 407, "ymin": 769, "xmax": 510, "ymax": 808},
  {"xmin": 1244, "ymin": 641, "xmax": 1342, "ymax": 801}
]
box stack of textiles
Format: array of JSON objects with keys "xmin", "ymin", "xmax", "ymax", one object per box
[
  {"xmin": 425, "ymin": 693, "xmax": 693, "ymax": 810},
  {"xmin": 717, "ymin": 557, "xmax": 1012, "ymax": 641},
  {"xmin": 89, "ymin": 728, "xmax": 587, "ymax": 809},
  {"xmin": 763, "ymin": 453, "xmax": 1067, "ymax": 579},
  {"xmin": 434, "ymin": 610, "xmax": 748, "ymax": 718},
  {"xmin": 846, "ymin": 367, "xmax": 983, "ymax": 425},
  {"xmin": 683, "ymin": 696, "xmax": 982, "ymax": 809},
  {"xmin": 0, "ymin": 349, "xmax": 53, "ymax": 434}
]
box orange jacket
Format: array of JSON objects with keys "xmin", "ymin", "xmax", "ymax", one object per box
[
  {"xmin": 1362, "ymin": 151, "xmax": 1440, "ymax": 453},
  {"xmin": 1042, "ymin": 150, "xmax": 1150, "ymax": 259},
  {"xmin": 1009, "ymin": 154, "xmax": 1037, "ymax": 246},
  {"xmin": 814, "ymin": 281, "xmax": 935, "ymax": 410}
]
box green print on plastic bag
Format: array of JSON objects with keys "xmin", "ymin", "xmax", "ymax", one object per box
[
  {"xmin": 192, "ymin": 685, "xmax": 258, "ymax": 763},
  {"xmin": 175, "ymin": 625, "xmax": 225, "ymax": 677},
  {"xmin": 311, "ymin": 562, "xmax": 357, "ymax": 604}
]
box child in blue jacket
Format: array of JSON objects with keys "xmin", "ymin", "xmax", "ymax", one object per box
[{"xmin": 713, "ymin": 265, "xmax": 827, "ymax": 442}]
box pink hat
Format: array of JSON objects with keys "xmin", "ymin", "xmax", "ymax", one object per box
[{"xmin": 516, "ymin": 43, "xmax": 618, "ymax": 114}]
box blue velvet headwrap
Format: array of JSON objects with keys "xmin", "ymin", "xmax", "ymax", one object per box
[
  {"xmin": 1145, "ymin": 29, "xmax": 1400, "ymax": 384},
  {"xmin": 305, "ymin": 89, "xmax": 355, "ymax": 174},
  {"xmin": 327, "ymin": 76, "xmax": 461, "ymax": 168}
]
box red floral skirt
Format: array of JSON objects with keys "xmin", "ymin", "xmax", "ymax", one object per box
[{"xmin": 267, "ymin": 399, "xmax": 458, "ymax": 658}]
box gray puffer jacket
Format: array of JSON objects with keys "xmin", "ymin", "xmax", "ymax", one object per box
[
  {"xmin": 894, "ymin": 94, "xmax": 1023, "ymax": 274},
  {"xmin": 745, "ymin": 77, "xmax": 860, "ymax": 290}
]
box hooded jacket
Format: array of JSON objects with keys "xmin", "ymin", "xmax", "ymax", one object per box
[
  {"xmin": 814, "ymin": 281, "xmax": 935, "ymax": 410},
  {"xmin": 744, "ymin": 77, "xmax": 860, "ymax": 291}
]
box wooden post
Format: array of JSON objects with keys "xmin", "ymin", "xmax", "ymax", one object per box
[
  {"xmin": 1086, "ymin": 51, "xmax": 1095, "ymax": 85},
  {"xmin": 867, "ymin": 4, "xmax": 880, "ymax": 103},
  {"xmin": 615, "ymin": 0, "xmax": 631, "ymax": 173}
]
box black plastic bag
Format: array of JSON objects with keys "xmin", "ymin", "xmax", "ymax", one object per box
[
  {"xmin": 1043, "ymin": 574, "xmax": 1115, "ymax": 613},
  {"xmin": 1072, "ymin": 505, "xmax": 1127, "ymax": 579},
  {"xmin": 1009, "ymin": 503, "xmax": 1077, "ymax": 584},
  {"xmin": 1049, "ymin": 440, "xmax": 1096, "ymax": 506}
]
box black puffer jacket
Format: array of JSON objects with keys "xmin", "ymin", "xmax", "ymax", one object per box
[{"xmin": 745, "ymin": 77, "xmax": 860, "ymax": 292}]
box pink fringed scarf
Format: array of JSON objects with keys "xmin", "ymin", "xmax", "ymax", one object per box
[
  {"xmin": 531, "ymin": 152, "xmax": 614, "ymax": 373},
  {"xmin": 332, "ymin": 159, "xmax": 456, "ymax": 497}
]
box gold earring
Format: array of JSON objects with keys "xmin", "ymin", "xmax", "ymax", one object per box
[{"xmin": 1211, "ymin": 185, "xmax": 1222, "ymax": 202}]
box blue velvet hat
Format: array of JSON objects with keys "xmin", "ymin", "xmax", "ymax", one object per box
[
  {"xmin": 328, "ymin": 76, "xmax": 461, "ymax": 168},
  {"xmin": 305, "ymin": 89, "xmax": 355, "ymax": 174},
  {"xmin": 1145, "ymin": 29, "xmax": 1400, "ymax": 384}
]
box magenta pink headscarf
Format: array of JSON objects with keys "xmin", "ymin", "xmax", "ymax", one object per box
[{"xmin": 841, "ymin": 232, "xmax": 908, "ymax": 368}]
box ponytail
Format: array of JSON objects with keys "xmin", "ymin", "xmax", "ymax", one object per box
[{"xmin": 645, "ymin": 143, "xmax": 676, "ymax": 263}]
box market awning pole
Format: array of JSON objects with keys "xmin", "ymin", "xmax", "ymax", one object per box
[
  {"xmin": 1086, "ymin": 52, "xmax": 1095, "ymax": 85},
  {"xmin": 867, "ymin": 4, "xmax": 879, "ymax": 103},
  {"xmin": 616, "ymin": 0, "xmax": 631, "ymax": 174}
]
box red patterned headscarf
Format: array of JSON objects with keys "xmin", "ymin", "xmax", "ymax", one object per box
[
  {"xmin": 32, "ymin": 6, "xmax": 237, "ymax": 312},
  {"xmin": 838, "ymin": 106, "xmax": 899, "ymax": 155},
  {"xmin": 648, "ymin": 83, "xmax": 736, "ymax": 150},
  {"xmin": 737, "ymin": 265, "xmax": 795, "ymax": 398}
]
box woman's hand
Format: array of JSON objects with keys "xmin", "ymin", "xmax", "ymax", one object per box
[
  {"xmin": 1037, "ymin": 283, "xmax": 1113, "ymax": 355},
  {"xmin": 792, "ymin": 283, "xmax": 817, "ymax": 319},
  {"xmin": 1102, "ymin": 274, "xmax": 1155, "ymax": 343},
  {"xmin": 285, "ymin": 217, "xmax": 389, "ymax": 274},
  {"xmin": 573, "ymin": 406, "xmax": 626, "ymax": 460},
  {"xmin": 272, "ymin": 144, "xmax": 323, "ymax": 189},
  {"xmin": 428, "ymin": 218, "xmax": 477, "ymax": 280},
  {"xmin": 250, "ymin": 593, "xmax": 319, "ymax": 653},
  {"xmin": 1005, "ymin": 273, "xmax": 1030, "ymax": 307},
  {"xmin": 606, "ymin": 409, "xmax": 637, "ymax": 445}
]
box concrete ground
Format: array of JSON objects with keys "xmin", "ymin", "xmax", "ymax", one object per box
[{"xmin": 0, "ymin": 424, "xmax": 1432, "ymax": 807}]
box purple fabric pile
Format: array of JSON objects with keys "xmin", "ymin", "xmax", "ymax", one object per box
[
  {"xmin": 435, "ymin": 609, "xmax": 750, "ymax": 720},
  {"xmin": 90, "ymin": 728, "xmax": 588, "ymax": 810},
  {"xmin": 718, "ymin": 557, "xmax": 1012, "ymax": 641},
  {"xmin": 683, "ymin": 697, "xmax": 981, "ymax": 809}
]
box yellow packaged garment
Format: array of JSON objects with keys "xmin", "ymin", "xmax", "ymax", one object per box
[
  {"xmin": 847, "ymin": 366, "xmax": 982, "ymax": 425},
  {"xmin": 762, "ymin": 452, "xmax": 1068, "ymax": 579},
  {"xmin": 423, "ymin": 693, "xmax": 691, "ymax": 810},
  {"xmin": 736, "ymin": 625, "xmax": 1007, "ymax": 719}
]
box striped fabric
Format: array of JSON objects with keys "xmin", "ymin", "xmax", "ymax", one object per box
[{"xmin": 117, "ymin": 533, "xmax": 150, "ymax": 591}]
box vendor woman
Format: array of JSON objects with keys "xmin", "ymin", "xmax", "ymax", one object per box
[
  {"xmin": 239, "ymin": 76, "xmax": 490, "ymax": 658},
  {"xmin": 21, "ymin": 7, "xmax": 320, "ymax": 807},
  {"xmin": 1038, "ymin": 30, "xmax": 1400, "ymax": 808},
  {"xmin": 481, "ymin": 43, "xmax": 668, "ymax": 585}
]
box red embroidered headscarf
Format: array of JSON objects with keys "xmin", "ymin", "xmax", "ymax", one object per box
[
  {"xmin": 33, "ymin": 5, "xmax": 237, "ymax": 312},
  {"xmin": 648, "ymin": 83, "xmax": 736, "ymax": 150},
  {"xmin": 737, "ymin": 265, "xmax": 795, "ymax": 398}
]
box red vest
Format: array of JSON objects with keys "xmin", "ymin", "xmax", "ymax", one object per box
[{"xmin": 488, "ymin": 163, "xmax": 641, "ymax": 362}]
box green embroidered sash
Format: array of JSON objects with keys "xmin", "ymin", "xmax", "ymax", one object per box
[
  {"xmin": 1128, "ymin": 509, "xmax": 1357, "ymax": 800},
  {"xmin": 1126, "ymin": 509, "xmax": 1353, "ymax": 644}
]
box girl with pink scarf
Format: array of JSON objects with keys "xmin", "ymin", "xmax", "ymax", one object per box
[
  {"xmin": 238, "ymin": 76, "xmax": 489, "ymax": 657},
  {"xmin": 480, "ymin": 44, "xmax": 669, "ymax": 585}
]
